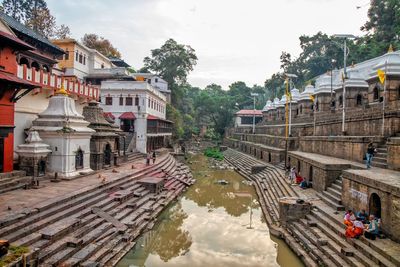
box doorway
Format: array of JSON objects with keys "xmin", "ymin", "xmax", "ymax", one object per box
[
  {"xmin": 38, "ymin": 160, "xmax": 46, "ymax": 176},
  {"xmin": 104, "ymin": 144, "xmax": 112, "ymax": 166},
  {"xmin": 75, "ymin": 148, "xmax": 84, "ymax": 170},
  {"xmin": 369, "ymin": 193, "xmax": 381, "ymax": 218}
]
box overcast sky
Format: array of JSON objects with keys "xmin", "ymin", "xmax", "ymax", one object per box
[{"xmin": 47, "ymin": 0, "xmax": 369, "ymax": 89}]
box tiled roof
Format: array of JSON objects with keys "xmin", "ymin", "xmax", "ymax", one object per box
[
  {"xmin": 108, "ymin": 56, "xmax": 131, "ymax": 67},
  {"xmin": 0, "ymin": 11, "xmax": 64, "ymax": 55},
  {"xmin": 235, "ymin": 109, "xmax": 263, "ymax": 116},
  {"xmin": 0, "ymin": 30, "xmax": 33, "ymax": 50}
]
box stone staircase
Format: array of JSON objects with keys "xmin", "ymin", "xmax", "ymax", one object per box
[
  {"xmin": 0, "ymin": 153, "xmax": 195, "ymax": 266},
  {"xmin": 0, "ymin": 170, "xmax": 33, "ymax": 194},
  {"xmin": 371, "ymin": 144, "xmax": 388, "ymax": 169},
  {"xmin": 223, "ymin": 147, "xmax": 400, "ymax": 267},
  {"xmin": 316, "ymin": 177, "xmax": 345, "ymax": 211}
]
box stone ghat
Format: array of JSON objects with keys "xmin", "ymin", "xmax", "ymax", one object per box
[
  {"xmin": 0, "ymin": 153, "xmax": 195, "ymax": 267},
  {"xmin": 223, "ymin": 148, "xmax": 400, "ymax": 267}
]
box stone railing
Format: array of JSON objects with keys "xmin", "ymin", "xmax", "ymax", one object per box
[{"xmin": 17, "ymin": 64, "xmax": 99, "ymax": 100}]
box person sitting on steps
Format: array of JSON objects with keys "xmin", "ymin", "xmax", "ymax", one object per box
[
  {"xmin": 356, "ymin": 209, "xmax": 369, "ymax": 224},
  {"xmin": 364, "ymin": 215, "xmax": 379, "ymax": 240},
  {"xmin": 344, "ymin": 210, "xmax": 356, "ymax": 227},
  {"xmin": 345, "ymin": 217, "xmax": 364, "ymax": 238}
]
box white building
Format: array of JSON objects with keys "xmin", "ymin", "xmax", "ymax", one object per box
[
  {"xmin": 100, "ymin": 80, "xmax": 172, "ymax": 153},
  {"xmin": 133, "ymin": 73, "xmax": 171, "ymax": 103}
]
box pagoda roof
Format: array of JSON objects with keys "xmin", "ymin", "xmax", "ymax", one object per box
[{"xmin": 0, "ymin": 11, "xmax": 65, "ymax": 55}]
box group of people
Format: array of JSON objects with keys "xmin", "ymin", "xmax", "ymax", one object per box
[
  {"xmin": 288, "ymin": 167, "xmax": 312, "ymax": 189},
  {"xmin": 344, "ymin": 209, "xmax": 381, "ymax": 240},
  {"xmin": 146, "ymin": 151, "xmax": 157, "ymax": 166}
]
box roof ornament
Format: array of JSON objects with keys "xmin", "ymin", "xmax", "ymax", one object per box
[
  {"xmin": 388, "ymin": 44, "xmax": 394, "ymax": 53},
  {"xmin": 55, "ymin": 81, "xmax": 68, "ymax": 96}
]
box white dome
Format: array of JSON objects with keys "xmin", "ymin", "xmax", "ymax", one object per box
[
  {"xmin": 369, "ymin": 51, "xmax": 400, "ymax": 79},
  {"xmin": 345, "ymin": 68, "xmax": 368, "ymax": 88},
  {"xmin": 273, "ymin": 97, "xmax": 282, "ymax": 108},
  {"xmin": 299, "ymin": 84, "xmax": 315, "ymax": 101},
  {"xmin": 262, "ymin": 100, "xmax": 273, "ymax": 112},
  {"xmin": 290, "ymin": 88, "xmax": 300, "ymax": 102},
  {"xmin": 279, "ymin": 94, "xmax": 287, "ymax": 106}
]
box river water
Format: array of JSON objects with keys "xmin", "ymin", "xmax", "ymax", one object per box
[{"xmin": 117, "ymin": 154, "xmax": 304, "ymax": 267}]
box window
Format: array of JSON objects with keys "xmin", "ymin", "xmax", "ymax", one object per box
[
  {"xmin": 65, "ymin": 49, "xmax": 69, "ymax": 60},
  {"xmin": 101, "ymin": 63, "xmax": 104, "ymax": 69},
  {"xmin": 99, "ymin": 96, "xmax": 101, "ymax": 102},
  {"xmin": 119, "ymin": 97, "xmax": 123, "ymax": 106},
  {"xmin": 373, "ymin": 86, "xmax": 379, "ymax": 101},
  {"xmin": 76, "ymin": 51, "xmax": 79, "ymax": 61},
  {"xmin": 105, "ymin": 97, "xmax": 112, "ymax": 105},
  {"xmin": 155, "ymin": 78, "xmax": 158, "ymax": 83},
  {"xmin": 147, "ymin": 79, "xmax": 151, "ymax": 84},
  {"xmin": 126, "ymin": 97, "xmax": 133, "ymax": 106},
  {"xmin": 300, "ymin": 105, "xmax": 303, "ymax": 114},
  {"xmin": 79, "ymin": 53, "xmax": 83, "ymax": 63},
  {"xmin": 148, "ymin": 99, "xmax": 151, "ymax": 107},
  {"xmin": 135, "ymin": 96, "xmax": 139, "ymax": 106},
  {"xmin": 339, "ymin": 96, "xmax": 343, "ymax": 106},
  {"xmin": 83, "ymin": 55, "xmax": 86, "ymax": 65},
  {"xmin": 356, "ymin": 94, "xmax": 362, "ymax": 106}
]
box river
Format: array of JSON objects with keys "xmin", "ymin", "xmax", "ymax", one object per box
[{"xmin": 117, "ymin": 154, "xmax": 304, "ymax": 267}]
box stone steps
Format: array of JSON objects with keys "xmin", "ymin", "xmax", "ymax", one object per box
[{"xmin": 1, "ymin": 153, "xmax": 195, "ymax": 267}]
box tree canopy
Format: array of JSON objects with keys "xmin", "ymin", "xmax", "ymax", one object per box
[
  {"xmin": 82, "ymin": 33, "xmax": 121, "ymax": 58},
  {"xmin": 1, "ymin": 0, "xmax": 71, "ymax": 39}
]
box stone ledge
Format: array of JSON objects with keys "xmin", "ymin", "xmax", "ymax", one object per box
[
  {"xmin": 342, "ymin": 168, "xmax": 400, "ymax": 197},
  {"xmin": 288, "ymin": 151, "xmax": 365, "ymax": 170}
]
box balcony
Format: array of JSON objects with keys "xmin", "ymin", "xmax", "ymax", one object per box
[{"xmin": 17, "ymin": 64, "xmax": 99, "ymax": 100}]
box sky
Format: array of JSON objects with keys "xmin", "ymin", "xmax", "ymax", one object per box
[{"xmin": 47, "ymin": 0, "xmax": 369, "ymax": 90}]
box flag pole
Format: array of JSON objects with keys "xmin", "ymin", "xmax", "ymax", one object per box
[{"xmin": 284, "ymin": 78, "xmax": 289, "ymax": 169}]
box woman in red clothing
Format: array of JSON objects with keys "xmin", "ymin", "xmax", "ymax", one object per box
[{"xmin": 345, "ymin": 217, "xmax": 364, "ymax": 238}]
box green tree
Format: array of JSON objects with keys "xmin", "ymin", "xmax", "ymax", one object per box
[{"xmin": 2, "ymin": 0, "xmax": 25, "ymax": 22}]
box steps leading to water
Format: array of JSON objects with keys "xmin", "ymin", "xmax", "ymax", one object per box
[
  {"xmin": 1, "ymin": 153, "xmax": 194, "ymax": 266},
  {"xmin": 223, "ymin": 147, "xmax": 400, "ymax": 267}
]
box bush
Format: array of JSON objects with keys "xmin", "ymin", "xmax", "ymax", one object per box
[{"xmin": 204, "ymin": 147, "xmax": 223, "ymax": 161}]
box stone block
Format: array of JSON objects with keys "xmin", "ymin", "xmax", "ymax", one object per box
[
  {"xmin": 251, "ymin": 165, "xmax": 267, "ymax": 174},
  {"xmin": 341, "ymin": 247, "xmax": 355, "ymax": 256},
  {"xmin": 317, "ymin": 239, "xmax": 328, "ymax": 246},
  {"xmin": 279, "ymin": 197, "xmax": 312, "ymax": 226}
]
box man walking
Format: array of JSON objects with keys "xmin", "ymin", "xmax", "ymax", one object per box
[{"xmin": 366, "ymin": 142, "xmax": 376, "ymax": 169}]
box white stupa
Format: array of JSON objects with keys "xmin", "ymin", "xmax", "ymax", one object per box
[{"xmin": 30, "ymin": 86, "xmax": 95, "ymax": 179}]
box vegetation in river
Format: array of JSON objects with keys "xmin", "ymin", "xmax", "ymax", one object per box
[
  {"xmin": 0, "ymin": 245, "xmax": 29, "ymax": 267},
  {"xmin": 203, "ymin": 147, "xmax": 224, "ymax": 161}
]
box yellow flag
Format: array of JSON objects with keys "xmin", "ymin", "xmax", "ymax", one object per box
[
  {"xmin": 310, "ymin": 95, "xmax": 315, "ymax": 102},
  {"xmin": 286, "ymin": 92, "xmax": 292, "ymax": 100},
  {"xmin": 377, "ymin": 69, "xmax": 385, "ymax": 84}
]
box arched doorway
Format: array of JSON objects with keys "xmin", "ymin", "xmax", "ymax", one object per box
[
  {"xmin": 104, "ymin": 144, "xmax": 112, "ymax": 166},
  {"xmin": 369, "ymin": 193, "xmax": 381, "ymax": 218},
  {"xmin": 38, "ymin": 160, "xmax": 46, "ymax": 176},
  {"xmin": 260, "ymin": 151, "xmax": 263, "ymax": 160},
  {"xmin": 268, "ymin": 152, "xmax": 272, "ymax": 163},
  {"xmin": 75, "ymin": 148, "xmax": 84, "ymax": 170},
  {"xmin": 309, "ymin": 166, "xmax": 313, "ymax": 182}
]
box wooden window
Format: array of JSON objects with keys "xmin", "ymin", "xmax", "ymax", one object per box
[
  {"xmin": 148, "ymin": 99, "xmax": 151, "ymax": 107},
  {"xmin": 126, "ymin": 97, "xmax": 133, "ymax": 106},
  {"xmin": 76, "ymin": 51, "xmax": 79, "ymax": 61},
  {"xmin": 373, "ymin": 86, "xmax": 379, "ymax": 101},
  {"xmin": 79, "ymin": 54, "xmax": 83, "ymax": 63},
  {"xmin": 105, "ymin": 97, "xmax": 112, "ymax": 105},
  {"xmin": 119, "ymin": 97, "xmax": 123, "ymax": 106}
]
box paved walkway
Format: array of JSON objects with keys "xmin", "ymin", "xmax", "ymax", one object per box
[{"xmin": 0, "ymin": 156, "xmax": 163, "ymax": 217}]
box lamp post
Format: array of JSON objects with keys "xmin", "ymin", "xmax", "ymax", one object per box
[
  {"xmin": 333, "ymin": 34, "xmax": 356, "ymax": 134},
  {"xmin": 284, "ymin": 74, "xmax": 297, "ymax": 169},
  {"xmin": 250, "ymin": 93, "xmax": 259, "ymax": 134}
]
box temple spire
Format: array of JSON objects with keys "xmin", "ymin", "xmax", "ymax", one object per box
[{"xmin": 388, "ymin": 44, "xmax": 394, "ymax": 53}]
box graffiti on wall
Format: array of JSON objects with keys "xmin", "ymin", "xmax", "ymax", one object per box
[{"xmin": 350, "ymin": 188, "xmax": 368, "ymax": 204}]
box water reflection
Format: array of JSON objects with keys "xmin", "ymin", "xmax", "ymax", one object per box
[{"xmin": 117, "ymin": 154, "xmax": 304, "ymax": 267}]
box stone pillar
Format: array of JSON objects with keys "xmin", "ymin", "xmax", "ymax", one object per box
[
  {"xmin": 279, "ymin": 197, "xmax": 311, "ymax": 226},
  {"xmin": 387, "ymin": 137, "xmax": 400, "ymax": 170}
]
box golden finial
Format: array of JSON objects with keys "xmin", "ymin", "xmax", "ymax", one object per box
[
  {"xmin": 388, "ymin": 44, "xmax": 394, "ymax": 53},
  {"xmin": 55, "ymin": 81, "xmax": 68, "ymax": 96},
  {"xmin": 351, "ymin": 61, "xmax": 355, "ymax": 68}
]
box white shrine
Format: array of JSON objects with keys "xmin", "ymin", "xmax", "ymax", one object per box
[{"xmin": 30, "ymin": 86, "xmax": 95, "ymax": 179}]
